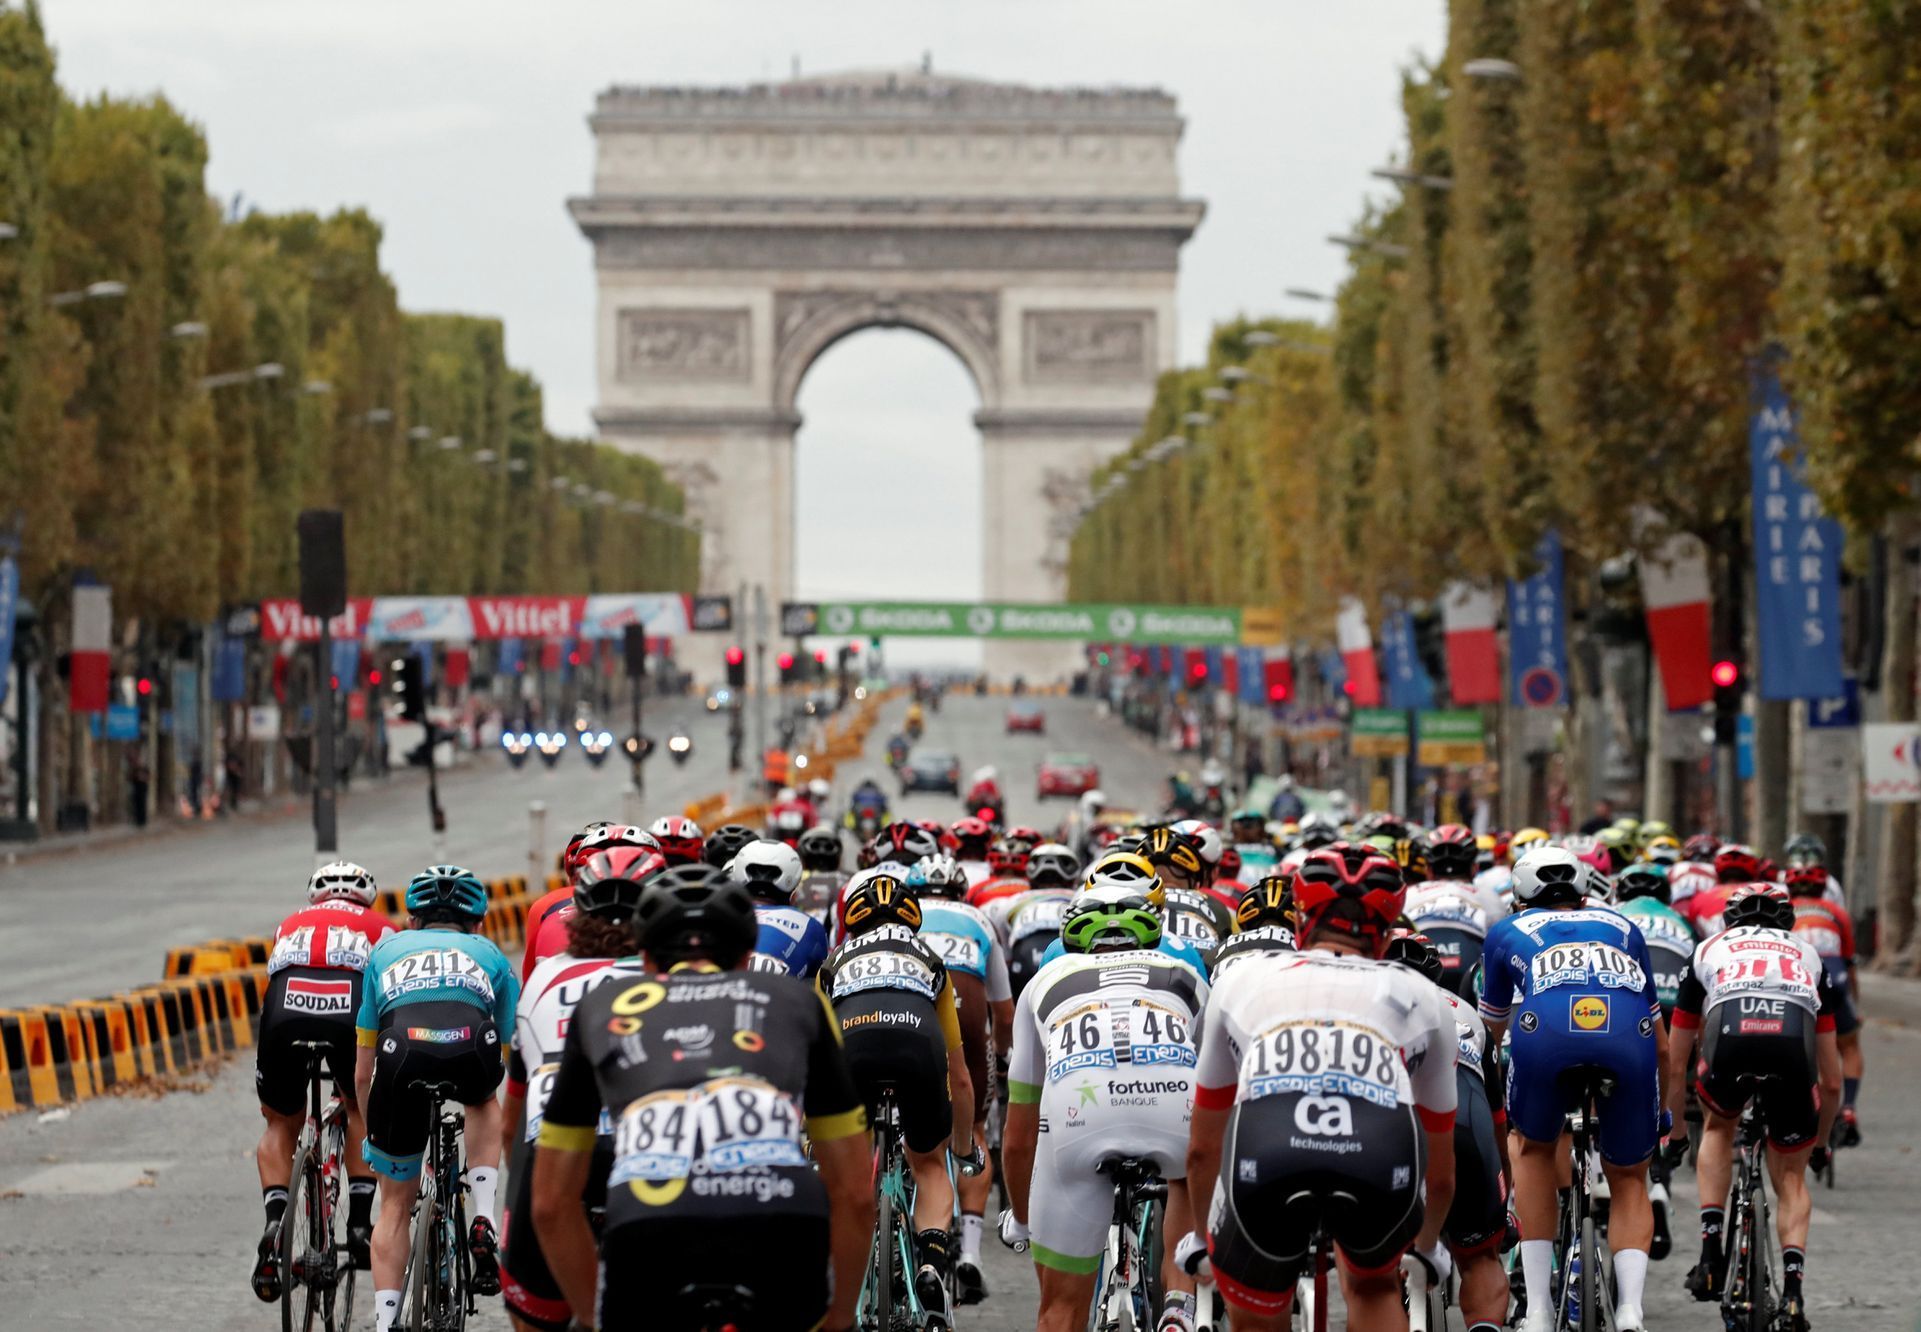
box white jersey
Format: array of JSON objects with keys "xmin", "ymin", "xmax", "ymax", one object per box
[
  {"xmin": 1194, "ymin": 949, "xmax": 1458, "ymax": 1130},
  {"xmin": 1405, "ymin": 878, "xmax": 1506, "ymax": 938},
  {"xmin": 1435, "ymin": 985, "xmax": 1492, "ymax": 1086},
  {"xmin": 513, "ymin": 953, "xmax": 644, "ymax": 1142},
  {"xmin": 1669, "ymin": 862, "xmax": 1718, "ymax": 907},
  {"xmin": 997, "ymin": 889, "xmax": 1073, "ymax": 947},
  {"xmin": 1473, "ymin": 865, "xmax": 1514, "ymax": 900},
  {"xmin": 1679, "ymin": 926, "xmax": 1828, "ymax": 1020},
  {"xmin": 958, "ymin": 858, "xmax": 992, "ymax": 889}
]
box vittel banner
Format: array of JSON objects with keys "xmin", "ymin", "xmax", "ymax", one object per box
[{"xmin": 258, "ymin": 594, "xmax": 692, "ymax": 642}]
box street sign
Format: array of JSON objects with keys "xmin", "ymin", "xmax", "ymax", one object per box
[
  {"xmin": 1239, "ymin": 606, "xmax": 1285, "ymax": 646},
  {"xmin": 1808, "ymin": 678, "xmax": 1861, "ymax": 730},
  {"xmin": 1519, "ymin": 666, "xmax": 1564, "ymax": 708},
  {"xmin": 779, "ymin": 601, "xmax": 820, "ymax": 637},
  {"xmin": 96, "ymin": 703, "xmax": 139, "ymax": 742},
  {"xmin": 1802, "ymin": 728, "xmax": 1856, "ymax": 814},
  {"xmin": 1417, "ymin": 709, "xmax": 1487, "ymax": 766},
  {"xmin": 690, "ymin": 595, "xmax": 733, "ymax": 632},
  {"xmin": 247, "ymin": 704, "xmax": 282, "ymax": 741},
  {"xmin": 1864, "ymin": 723, "xmax": 1921, "ymax": 803},
  {"xmin": 810, "ymin": 601, "xmax": 1242, "ymax": 644},
  {"xmin": 1350, "ymin": 708, "xmax": 1409, "ymax": 758},
  {"xmin": 1737, "ymin": 713, "xmax": 1755, "ymax": 781}
]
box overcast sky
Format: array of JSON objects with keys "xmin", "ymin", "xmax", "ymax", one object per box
[{"xmin": 46, "ymin": 0, "xmax": 1444, "ymax": 661}]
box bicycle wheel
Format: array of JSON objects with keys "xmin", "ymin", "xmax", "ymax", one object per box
[
  {"xmin": 323, "ymin": 1118, "xmax": 355, "ymax": 1332},
  {"xmin": 448, "ymin": 1186, "xmax": 470, "ymax": 1332},
  {"xmin": 281, "ymin": 1145, "xmax": 322, "ymax": 1332},
  {"xmin": 1745, "ymin": 1185, "xmax": 1776, "ymax": 1332},
  {"xmin": 1579, "ymin": 1216, "xmax": 1613, "ymax": 1332},
  {"xmin": 1135, "ymin": 1197, "xmax": 1165, "ymax": 1329},
  {"xmin": 407, "ymin": 1176, "xmax": 438, "ymax": 1332},
  {"xmin": 875, "ymin": 1184, "xmax": 898, "ymax": 1330}
]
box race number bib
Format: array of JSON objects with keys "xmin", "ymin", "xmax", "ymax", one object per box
[
  {"xmin": 523, "ymin": 1061, "xmax": 612, "ymax": 1142},
  {"xmin": 1046, "ymin": 999, "xmax": 1195, "ymax": 1083},
  {"xmin": 269, "ymin": 927, "xmax": 315, "ymax": 974},
  {"xmin": 925, "ymin": 931, "xmax": 985, "ymax": 975},
  {"xmin": 748, "ymin": 951, "xmax": 791, "ymax": 976},
  {"xmin": 830, "ymin": 950, "xmax": 937, "ymax": 1001},
  {"xmin": 610, "ymin": 1078, "xmax": 806, "ymax": 1183},
  {"xmin": 1529, "ymin": 942, "xmax": 1646, "ymax": 994},
  {"xmin": 1241, "ymin": 1019, "xmax": 1408, "ymax": 1109},
  {"xmin": 1010, "ymin": 898, "xmax": 1067, "ymax": 939},
  {"xmin": 1165, "ymin": 911, "xmax": 1222, "ymax": 948},
  {"xmin": 380, "ymin": 948, "xmax": 494, "ymax": 1003}
]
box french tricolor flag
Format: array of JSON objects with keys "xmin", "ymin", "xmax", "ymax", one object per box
[
  {"xmin": 1336, "ymin": 598, "xmax": 1382, "ymax": 707},
  {"xmin": 1640, "ymin": 532, "xmax": 1714, "ymax": 710},
  {"xmin": 69, "ymin": 584, "xmax": 112, "ymax": 714},
  {"xmin": 1441, "ymin": 583, "xmax": 1501, "ymax": 705}
]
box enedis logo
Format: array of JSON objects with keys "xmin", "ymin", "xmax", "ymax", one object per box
[{"xmin": 1570, "ymin": 996, "xmax": 1609, "ymax": 1032}]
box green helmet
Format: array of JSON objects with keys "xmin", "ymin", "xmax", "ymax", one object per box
[
  {"xmin": 1061, "ymin": 889, "xmax": 1163, "ymax": 953},
  {"xmin": 1635, "ymin": 819, "xmax": 1674, "ymax": 849},
  {"xmin": 1613, "ymin": 861, "xmax": 1671, "ymax": 906}
]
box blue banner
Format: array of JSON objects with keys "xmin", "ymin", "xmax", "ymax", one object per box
[
  {"xmin": 496, "ymin": 637, "xmax": 522, "ymax": 677},
  {"xmin": 1381, "ymin": 606, "xmax": 1434, "ymax": 711},
  {"xmin": 1318, "ymin": 648, "xmax": 1347, "ymax": 694},
  {"xmin": 212, "ymin": 635, "xmax": 247, "ymax": 701},
  {"xmin": 0, "ymin": 555, "xmax": 17, "ymax": 708},
  {"xmin": 1236, "ymin": 647, "xmax": 1266, "ymax": 705},
  {"xmin": 331, "ymin": 638, "xmax": 361, "ymax": 695},
  {"xmin": 1751, "ymin": 366, "xmax": 1845, "ymax": 700},
  {"xmin": 1508, "ymin": 531, "xmax": 1570, "ymax": 709}
]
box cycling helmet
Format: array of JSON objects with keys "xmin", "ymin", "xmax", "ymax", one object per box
[
  {"xmin": 308, "ymin": 861, "xmax": 377, "ymax": 907},
  {"xmin": 1171, "ymin": 819, "xmax": 1224, "ymax": 868},
  {"xmin": 1083, "ymin": 851, "xmax": 1166, "ymax": 912},
  {"xmin": 1422, "ymin": 824, "xmax": 1479, "ymax": 880},
  {"xmin": 1713, "ymin": 843, "xmax": 1765, "ymax": 885},
  {"xmin": 877, "ymin": 821, "xmax": 943, "ymax": 868},
  {"xmin": 1026, "ymin": 843, "xmax": 1082, "ymax": 890},
  {"xmin": 1384, "ymin": 928, "xmax": 1445, "ymax": 987},
  {"xmin": 1236, "ymin": 874, "xmax": 1293, "ymax": 932},
  {"xmin": 1783, "ymin": 833, "xmax": 1827, "ymax": 870},
  {"xmin": 1635, "ymin": 819, "xmax": 1674, "ymax": 849},
  {"xmin": 1217, "ymin": 845, "xmax": 1244, "ymax": 882},
  {"xmin": 574, "ymin": 846, "xmax": 668, "ymax": 921},
  {"xmin": 841, "ymin": 871, "xmax": 922, "ymax": 936},
  {"xmin": 1613, "ymin": 861, "xmax": 1671, "ymax": 906},
  {"xmin": 703, "ymin": 824, "xmax": 762, "ymax": 870},
  {"xmin": 1108, "ymin": 832, "xmax": 1148, "ymax": 857},
  {"xmin": 634, "ymin": 864, "xmax": 759, "ymax": 967},
  {"xmin": 987, "ymin": 836, "xmax": 1032, "ymax": 879},
  {"xmin": 1353, "ymin": 811, "xmax": 1410, "ymax": 843},
  {"xmin": 906, "ymin": 854, "xmax": 968, "ymax": 900},
  {"xmin": 1595, "ymin": 827, "xmax": 1635, "ymax": 873},
  {"xmin": 1295, "ymin": 811, "xmax": 1340, "ymax": 852},
  {"xmin": 807, "ymin": 777, "xmax": 831, "ymax": 804},
  {"xmin": 797, "ymin": 825, "xmax": 843, "ymax": 872},
  {"xmin": 647, "ymin": 816, "xmax": 706, "ymax": 867},
  {"xmin": 1510, "ymin": 846, "xmax": 1586, "ymax": 909},
  {"xmin": 1140, "ymin": 825, "xmax": 1205, "ymax": 881},
  {"xmin": 1291, "ymin": 843, "xmax": 1407, "ymax": 953},
  {"xmin": 767, "ymin": 803, "xmax": 809, "ymax": 843},
  {"xmin": 950, "ymin": 817, "xmax": 993, "ymax": 859},
  {"xmin": 1723, "ymin": 882, "xmax": 1794, "ymax": 932},
  {"xmin": 1783, "ymin": 863, "xmax": 1830, "ymax": 899},
  {"xmin": 1060, "ymin": 890, "xmax": 1163, "ymax": 953},
  {"xmin": 560, "ymin": 820, "xmax": 616, "ymax": 877},
  {"xmin": 1509, "ymin": 827, "xmax": 1550, "ymax": 857},
  {"xmin": 1681, "ymin": 833, "xmax": 1721, "ymax": 863},
  {"xmin": 1642, "ymin": 834, "xmax": 1682, "ymax": 866},
  {"xmin": 1229, "ymin": 809, "xmax": 1267, "ymax": 843},
  {"xmin": 405, "ymin": 864, "xmax": 489, "ymax": 921},
  {"xmin": 727, "ymin": 839, "xmax": 803, "ymax": 905},
  {"xmin": 573, "ymin": 825, "xmax": 660, "ymax": 878}
]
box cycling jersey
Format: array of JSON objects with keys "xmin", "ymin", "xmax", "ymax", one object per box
[
  {"xmin": 1790, "ymin": 898, "xmax": 1861, "ymax": 1035},
  {"xmin": 356, "ymin": 927, "xmax": 519, "ymax": 1047},
  {"xmin": 921, "ymin": 900, "xmax": 1012, "ymax": 1002},
  {"xmin": 1210, "ymin": 924, "xmax": 1297, "ymax": 977},
  {"xmin": 257, "ymin": 902, "xmax": 397, "ymax": 1116},
  {"xmin": 538, "ymin": 966, "xmax": 867, "ymax": 1329},
  {"xmin": 1008, "ymin": 948, "xmax": 1209, "ymax": 1273},
  {"xmin": 1616, "ymin": 897, "xmax": 1697, "ymax": 1016},
  {"xmin": 966, "ymin": 875, "xmax": 1033, "ymax": 910},
  {"xmin": 1407, "ymin": 879, "xmax": 1505, "ymax": 997},
  {"xmin": 1194, "ymin": 950, "xmax": 1457, "ymax": 1312},
  {"xmin": 520, "ymin": 886, "xmax": 576, "ymax": 982},
  {"xmin": 957, "ymin": 858, "xmax": 992, "ymax": 889},
  {"xmin": 816, "ymin": 925, "xmax": 964, "ymax": 1154},
  {"xmin": 1668, "ymin": 862, "xmax": 1718, "ymax": 908},
  {"xmin": 1162, "ymin": 886, "xmax": 1234, "ymax": 958},
  {"xmin": 1473, "ymin": 865, "xmax": 1513, "ymax": 901},
  {"xmin": 1037, "ymin": 931, "xmax": 1209, "ymax": 982},
  {"xmin": 997, "ymin": 889, "xmax": 1073, "ymax": 999},
  {"xmin": 1479, "ymin": 906, "xmax": 1662, "ymax": 1164},
  {"xmin": 268, "ymin": 901, "xmax": 397, "ymax": 976},
  {"xmin": 750, "ymin": 903, "xmax": 830, "ymax": 979}
]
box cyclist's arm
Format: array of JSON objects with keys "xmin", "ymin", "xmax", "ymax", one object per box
[
  {"xmin": 532, "ymin": 1017, "xmax": 602, "ymax": 1327},
  {"xmin": 1186, "ymin": 986, "xmax": 1238, "ymax": 1235},
  {"xmin": 1664, "ymin": 965, "xmax": 1707, "ymax": 1122},
  {"xmin": 490, "ymin": 954, "xmax": 520, "ymax": 1054},
  {"xmin": 803, "ymin": 989, "xmax": 872, "ymax": 1332},
  {"xmin": 1003, "ymin": 986, "xmax": 1043, "ymax": 1223},
  {"xmin": 936, "ymin": 975, "xmax": 976, "ymax": 1154}
]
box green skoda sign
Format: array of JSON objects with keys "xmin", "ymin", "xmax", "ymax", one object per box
[{"xmin": 786, "ymin": 601, "xmax": 1242, "ymax": 644}]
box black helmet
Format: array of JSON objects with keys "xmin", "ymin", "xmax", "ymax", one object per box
[
  {"xmin": 635, "ymin": 864, "xmax": 759, "ymax": 967},
  {"xmin": 1612, "ymin": 862, "xmax": 1671, "ymax": 906},
  {"xmin": 1782, "ymin": 833, "xmax": 1827, "ymax": 870},
  {"xmin": 1384, "ymin": 930, "xmax": 1445, "ymax": 987},
  {"xmin": 1723, "ymin": 883, "xmax": 1794, "ymax": 932},
  {"xmin": 1025, "ymin": 843, "xmax": 1083, "ymax": 890},
  {"xmin": 573, "ymin": 846, "xmax": 668, "ymax": 922},
  {"xmin": 797, "ymin": 825, "xmax": 843, "ymax": 872},
  {"xmin": 703, "ymin": 823, "xmax": 762, "ymax": 869}
]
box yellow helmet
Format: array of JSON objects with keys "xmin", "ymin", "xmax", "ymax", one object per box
[
  {"xmin": 1476, "ymin": 833, "xmax": 1497, "ymax": 853},
  {"xmin": 1511, "ymin": 827, "xmax": 1550, "ymax": 852},
  {"xmin": 1082, "ymin": 851, "xmax": 1165, "ymax": 913}
]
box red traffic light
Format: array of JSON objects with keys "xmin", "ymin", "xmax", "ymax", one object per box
[
  {"xmin": 1711, "ymin": 660, "xmax": 1740, "ymax": 689},
  {"xmin": 368, "ymin": 668, "xmax": 383, "ymax": 685},
  {"xmin": 1267, "ymin": 683, "xmax": 1291, "ymax": 703},
  {"xmin": 135, "ymin": 677, "xmax": 153, "ymax": 697},
  {"xmin": 813, "ymin": 649, "xmax": 828, "ymax": 664},
  {"xmin": 777, "ymin": 652, "xmax": 795, "ymax": 670},
  {"xmin": 725, "ymin": 646, "xmax": 745, "ymax": 666}
]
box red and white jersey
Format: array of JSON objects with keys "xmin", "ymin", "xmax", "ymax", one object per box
[
  {"xmin": 509, "ymin": 953, "xmax": 646, "ymax": 1141},
  {"xmin": 267, "ymin": 901, "xmax": 396, "ymax": 976},
  {"xmin": 957, "ymin": 859, "xmax": 992, "ymax": 890},
  {"xmin": 1405, "ymin": 878, "xmax": 1506, "ymax": 938},
  {"xmin": 1674, "ymin": 927, "xmax": 1832, "ymax": 1025},
  {"xmin": 1790, "ymin": 898, "xmax": 1856, "ymax": 962},
  {"xmin": 1668, "ymin": 862, "xmax": 1718, "ymax": 908},
  {"xmin": 1193, "ymin": 949, "xmax": 1458, "ymax": 1132}
]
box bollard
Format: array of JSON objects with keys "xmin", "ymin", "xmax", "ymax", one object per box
[
  {"xmin": 528, "ymin": 800, "xmax": 547, "ymax": 878},
  {"xmin": 621, "ymin": 787, "xmax": 644, "ymax": 827}
]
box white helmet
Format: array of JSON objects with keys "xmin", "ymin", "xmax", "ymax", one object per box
[
  {"xmin": 972, "ymin": 765, "xmax": 998, "ymax": 786},
  {"xmin": 1171, "ymin": 818, "xmax": 1224, "ymax": 867},
  {"xmin": 308, "ymin": 861, "xmax": 377, "ymax": 907},
  {"xmin": 807, "ymin": 777, "xmax": 831, "ymax": 802},
  {"xmin": 1511, "ymin": 846, "xmax": 1586, "ymax": 908},
  {"xmin": 727, "ymin": 840, "xmax": 803, "ymax": 904}
]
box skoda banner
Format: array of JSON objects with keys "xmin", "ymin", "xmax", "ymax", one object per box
[{"xmin": 803, "ymin": 601, "xmax": 1242, "ymax": 645}]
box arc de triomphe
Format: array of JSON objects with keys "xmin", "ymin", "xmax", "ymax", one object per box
[{"xmin": 570, "ymin": 69, "xmax": 1204, "ymax": 678}]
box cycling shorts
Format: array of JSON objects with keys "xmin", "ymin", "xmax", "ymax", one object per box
[
  {"xmin": 363, "ymin": 1002, "xmax": 504, "ymax": 1180},
  {"xmin": 1820, "ymin": 958, "xmax": 1860, "ymax": 1037},
  {"xmin": 1443, "ymin": 1070, "xmax": 1504, "ymax": 1255},
  {"xmin": 597, "ymin": 1212, "xmax": 828, "ymax": 1331},
  {"xmin": 1006, "ymin": 932, "xmax": 1053, "ymax": 1001},
  {"xmin": 1505, "ymin": 996, "xmax": 1661, "ymax": 1165},
  {"xmin": 1419, "ymin": 927, "xmax": 1485, "ymax": 1000},
  {"xmin": 1206, "ymin": 1091, "xmax": 1425, "ymax": 1314},
  {"xmin": 255, "ymin": 967, "xmax": 363, "ymax": 1117},
  {"xmin": 1029, "ymin": 1109, "xmax": 1188, "ymax": 1272},
  {"xmin": 951, "ymin": 972, "xmax": 994, "ymax": 1128},
  {"xmin": 836, "ymin": 996, "xmax": 952, "ymax": 1154},
  {"xmin": 1694, "ymin": 1000, "xmax": 1821, "ymax": 1150},
  {"xmin": 501, "ymin": 1136, "xmax": 612, "ymax": 1331}
]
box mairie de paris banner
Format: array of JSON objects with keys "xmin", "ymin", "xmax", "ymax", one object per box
[{"xmin": 801, "ymin": 601, "xmax": 1242, "ymax": 645}]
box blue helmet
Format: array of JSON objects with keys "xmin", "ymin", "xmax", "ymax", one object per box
[{"xmin": 405, "ymin": 864, "xmax": 489, "ymax": 920}]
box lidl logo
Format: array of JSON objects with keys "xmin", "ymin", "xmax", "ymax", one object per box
[{"xmin": 1570, "ymin": 996, "xmax": 1609, "ymax": 1033}]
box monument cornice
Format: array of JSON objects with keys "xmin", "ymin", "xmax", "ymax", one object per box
[
  {"xmin": 594, "ymin": 406, "xmax": 803, "ymax": 434},
  {"xmin": 569, "ymin": 195, "xmax": 1207, "ymax": 235}
]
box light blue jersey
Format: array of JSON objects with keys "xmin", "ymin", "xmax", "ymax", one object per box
[
  {"xmin": 356, "ymin": 927, "xmax": 518, "ymax": 1044},
  {"xmin": 921, "ymin": 902, "xmax": 997, "ymax": 981},
  {"xmin": 752, "ymin": 904, "xmax": 831, "ymax": 978},
  {"xmin": 1038, "ymin": 931, "xmax": 1209, "ymax": 981}
]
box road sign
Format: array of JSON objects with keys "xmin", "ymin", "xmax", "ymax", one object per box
[
  {"xmin": 809, "ymin": 601, "xmax": 1242, "ymax": 644},
  {"xmin": 1808, "ymin": 677, "xmax": 1860, "ymax": 729},
  {"xmin": 1351, "ymin": 708, "xmax": 1409, "ymax": 758},
  {"xmin": 779, "ymin": 602, "xmax": 820, "ymax": 636},
  {"xmin": 1417, "ymin": 710, "xmax": 1487, "ymax": 766},
  {"xmin": 690, "ymin": 595, "xmax": 733, "ymax": 632},
  {"xmin": 1864, "ymin": 723, "xmax": 1921, "ymax": 803},
  {"xmin": 1802, "ymin": 728, "xmax": 1856, "ymax": 814},
  {"xmin": 1519, "ymin": 666, "xmax": 1564, "ymax": 708}
]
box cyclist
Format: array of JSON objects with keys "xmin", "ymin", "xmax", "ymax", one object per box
[
  {"xmin": 1033, "ymin": 852, "xmax": 1211, "ymax": 982},
  {"xmin": 1001, "ymin": 885, "xmax": 1210, "ymax": 1332},
  {"xmin": 1386, "ymin": 929, "xmax": 1511, "ymax": 1332},
  {"xmin": 251, "ymin": 862, "xmax": 396, "ymax": 1300},
  {"xmin": 1209, "ymin": 873, "xmax": 1297, "ymax": 977},
  {"xmin": 1682, "ymin": 842, "xmax": 1765, "ymax": 934},
  {"xmin": 730, "ymin": 838, "xmax": 830, "ymax": 978},
  {"xmin": 1406, "ymin": 823, "xmax": 1507, "ymax": 996},
  {"xmin": 646, "ymin": 814, "xmax": 706, "ymax": 867},
  {"xmin": 520, "ymin": 821, "xmax": 622, "ymax": 980},
  {"xmin": 817, "ymin": 871, "xmax": 981, "ymax": 1322},
  {"xmin": 993, "ymin": 843, "xmax": 1081, "ymax": 1000},
  {"xmin": 1670, "ymin": 834, "xmax": 1722, "ymax": 908},
  {"xmin": 1182, "ymin": 842, "xmax": 1458, "ymax": 1331},
  {"xmin": 1664, "ymin": 883, "xmax": 1843, "ymax": 1330},
  {"xmin": 1783, "ymin": 832, "xmax": 1846, "ymax": 906},
  {"xmin": 1228, "ymin": 806, "xmax": 1277, "ymax": 872},
  {"xmin": 1613, "ymin": 862, "xmax": 1696, "ymax": 1019},
  {"xmin": 951, "ymin": 815, "xmax": 995, "ymax": 887},
  {"xmin": 500, "ymin": 850, "xmax": 651, "ymax": 1332},
  {"xmin": 1479, "ymin": 846, "xmax": 1667, "ymax": 1332},
  {"xmin": 523, "ymin": 826, "xmax": 660, "ymax": 980},
  {"xmin": 911, "ymin": 853, "xmax": 1014, "ymax": 1304},
  {"xmin": 1785, "ymin": 862, "xmax": 1865, "ymax": 1144},
  {"xmin": 702, "ymin": 822, "xmax": 762, "ymax": 871},
  {"xmin": 968, "ymin": 832, "xmax": 1037, "ymax": 909},
  {"xmin": 530, "ymin": 864, "xmax": 873, "ymax": 1332},
  {"xmin": 796, "ymin": 823, "xmax": 850, "ymax": 922},
  {"xmin": 848, "ymin": 772, "xmax": 891, "ymax": 828},
  {"xmin": 831, "ymin": 825, "xmax": 944, "ymax": 944},
  {"xmin": 1140, "ymin": 825, "xmax": 1234, "ymax": 949},
  {"xmin": 355, "ymin": 866, "xmax": 518, "ymax": 1332}
]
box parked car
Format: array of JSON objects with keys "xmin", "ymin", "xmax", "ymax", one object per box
[
  {"xmin": 1005, "ymin": 700, "xmax": 1046, "ymax": 735},
  {"xmin": 901, "ymin": 750, "xmax": 962, "ymax": 796},
  {"xmin": 1037, "ymin": 753, "xmax": 1101, "ymax": 799}
]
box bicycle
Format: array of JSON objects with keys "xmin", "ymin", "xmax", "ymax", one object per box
[
  {"xmin": 1555, "ymin": 1070, "xmax": 1622, "ymax": 1332},
  {"xmin": 858, "ymin": 1086, "xmax": 946, "ymax": 1332},
  {"xmin": 276, "ymin": 1040, "xmax": 357, "ymax": 1332},
  {"xmin": 400, "ymin": 1081, "xmax": 474, "ymax": 1332},
  {"xmin": 1089, "ymin": 1157, "xmax": 1167, "ymax": 1332},
  {"xmin": 1716, "ymin": 1082, "xmax": 1784, "ymax": 1332},
  {"xmin": 674, "ymin": 1282, "xmax": 757, "ymax": 1332}
]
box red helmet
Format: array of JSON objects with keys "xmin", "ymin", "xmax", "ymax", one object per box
[
  {"xmin": 1007, "ymin": 825, "xmax": 1044, "ymax": 847},
  {"xmin": 1723, "ymin": 882, "xmax": 1793, "ymax": 931},
  {"xmin": 1216, "ymin": 845, "xmax": 1243, "ymax": 881},
  {"xmin": 647, "ymin": 816, "xmax": 706, "ymax": 867},
  {"xmin": 560, "ymin": 820, "xmax": 616, "ymax": 876},
  {"xmin": 950, "ymin": 817, "xmax": 992, "ymax": 858},
  {"xmin": 1713, "ymin": 843, "xmax": 1765, "ymax": 884},
  {"xmin": 1783, "ymin": 864, "xmax": 1828, "ymax": 899},
  {"xmin": 1292, "ymin": 842, "xmax": 1407, "ymax": 955},
  {"xmin": 1683, "ymin": 833, "xmax": 1722, "ymax": 863},
  {"xmin": 573, "ymin": 844, "xmax": 668, "ymax": 915},
  {"xmin": 1423, "ymin": 824, "xmax": 1479, "ymax": 880},
  {"xmin": 569, "ymin": 824, "xmax": 658, "ymax": 883},
  {"xmin": 987, "ymin": 836, "xmax": 1032, "ymax": 878}
]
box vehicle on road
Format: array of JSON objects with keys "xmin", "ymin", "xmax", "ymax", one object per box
[
  {"xmin": 1037, "ymin": 752, "xmax": 1100, "ymax": 799},
  {"xmin": 1005, "ymin": 700, "xmax": 1047, "ymax": 735},
  {"xmin": 901, "ymin": 749, "xmax": 962, "ymax": 795}
]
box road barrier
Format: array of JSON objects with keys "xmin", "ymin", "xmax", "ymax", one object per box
[{"xmin": 0, "ymin": 876, "xmax": 533, "ymax": 1116}]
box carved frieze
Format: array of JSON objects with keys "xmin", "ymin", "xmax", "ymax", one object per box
[
  {"xmin": 617, "ymin": 308, "xmax": 751, "ymax": 383},
  {"xmin": 1023, "ymin": 309, "xmax": 1155, "ymax": 384}
]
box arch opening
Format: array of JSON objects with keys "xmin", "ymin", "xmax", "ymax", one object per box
[{"xmin": 793, "ymin": 327, "xmax": 984, "ymax": 672}]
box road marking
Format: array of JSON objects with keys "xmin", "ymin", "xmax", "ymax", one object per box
[{"xmin": 7, "ymin": 1161, "xmax": 171, "ymax": 1196}]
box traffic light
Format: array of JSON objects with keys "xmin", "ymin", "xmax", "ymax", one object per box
[
  {"xmin": 393, "ymin": 656, "xmax": 427, "ymax": 722},
  {"xmin": 777, "ymin": 651, "xmax": 796, "ymax": 684},
  {"xmin": 1712, "ymin": 659, "xmax": 1743, "ymax": 743},
  {"xmin": 725, "ymin": 645, "xmax": 746, "ymax": 689}
]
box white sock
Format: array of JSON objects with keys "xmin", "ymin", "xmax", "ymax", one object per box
[
  {"xmin": 1520, "ymin": 1239, "xmax": 1555, "ymax": 1313},
  {"xmin": 1613, "ymin": 1246, "xmax": 1649, "ymax": 1311},
  {"xmin": 373, "ymin": 1289, "xmax": 401, "ymax": 1332},
  {"xmin": 467, "ymin": 1166, "xmax": 498, "ymax": 1229},
  {"xmin": 960, "ymin": 1213, "xmax": 983, "ymax": 1263}
]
